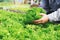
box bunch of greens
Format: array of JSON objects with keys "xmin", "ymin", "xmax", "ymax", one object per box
[
  {"xmin": 24, "ymin": 7, "xmax": 46, "ymax": 24},
  {"xmin": 0, "ymin": 7, "xmax": 60, "ymax": 40}
]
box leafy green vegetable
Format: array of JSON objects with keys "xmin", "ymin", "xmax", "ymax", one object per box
[
  {"xmin": 24, "ymin": 7, "xmax": 46, "ymax": 24},
  {"xmin": 0, "ymin": 7, "xmax": 60, "ymax": 40}
]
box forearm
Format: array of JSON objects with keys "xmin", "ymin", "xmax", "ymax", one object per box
[{"xmin": 48, "ymin": 8, "xmax": 60, "ymax": 22}]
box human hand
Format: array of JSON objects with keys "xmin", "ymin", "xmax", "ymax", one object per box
[{"xmin": 33, "ymin": 13, "xmax": 49, "ymax": 24}]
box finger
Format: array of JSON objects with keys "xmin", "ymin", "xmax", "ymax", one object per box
[
  {"xmin": 39, "ymin": 13, "xmax": 43, "ymax": 16},
  {"xmin": 33, "ymin": 20, "xmax": 40, "ymax": 23},
  {"xmin": 40, "ymin": 13, "xmax": 46, "ymax": 16},
  {"xmin": 36, "ymin": 20, "xmax": 43, "ymax": 24},
  {"xmin": 33, "ymin": 19, "xmax": 43, "ymax": 24}
]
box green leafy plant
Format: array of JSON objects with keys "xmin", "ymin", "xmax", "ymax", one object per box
[{"xmin": 0, "ymin": 7, "xmax": 60, "ymax": 40}]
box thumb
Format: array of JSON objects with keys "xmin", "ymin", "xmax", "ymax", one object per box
[{"xmin": 40, "ymin": 13, "xmax": 46, "ymax": 16}]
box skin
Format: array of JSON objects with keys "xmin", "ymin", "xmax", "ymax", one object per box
[{"xmin": 34, "ymin": 13, "xmax": 49, "ymax": 24}]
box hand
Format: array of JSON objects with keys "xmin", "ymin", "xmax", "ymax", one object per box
[{"xmin": 33, "ymin": 13, "xmax": 49, "ymax": 24}]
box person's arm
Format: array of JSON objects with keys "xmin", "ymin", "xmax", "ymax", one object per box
[
  {"xmin": 40, "ymin": 0, "xmax": 50, "ymax": 14},
  {"xmin": 48, "ymin": 8, "xmax": 60, "ymax": 22},
  {"xmin": 34, "ymin": 8, "xmax": 60, "ymax": 24}
]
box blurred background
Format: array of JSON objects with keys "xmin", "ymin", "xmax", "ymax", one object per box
[
  {"xmin": 0, "ymin": 0, "xmax": 41, "ymax": 7},
  {"xmin": 0, "ymin": 0, "xmax": 41, "ymax": 13}
]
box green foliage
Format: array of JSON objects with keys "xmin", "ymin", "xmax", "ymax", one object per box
[
  {"xmin": 0, "ymin": 7, "xmax": 60, "ymax": 40},
  {"xmin": 24, "ymin": 7, "xmax": 46, "ymax": 24}
]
